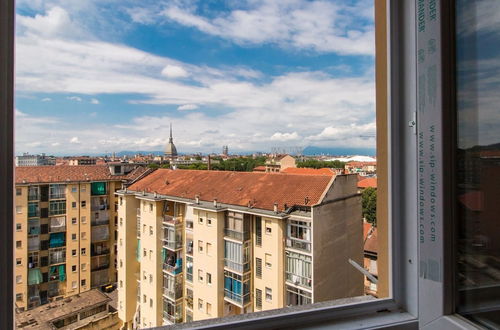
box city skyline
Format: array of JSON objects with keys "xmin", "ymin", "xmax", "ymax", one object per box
[{"xmin": 15, "ymin": 0, "xmax": 376, "ymax": 155}]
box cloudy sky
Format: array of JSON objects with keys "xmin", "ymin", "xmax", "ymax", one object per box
[{"xmin": 15, "ymin": 0, "xmax": 375, "ymax": 155}]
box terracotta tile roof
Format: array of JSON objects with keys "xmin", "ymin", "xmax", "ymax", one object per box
[
  {"xmin": 363, "ymin": 223, "xmax": 378, "ymax": 254},
  {"xmin": 358, "ymin": 177, "xmax": 377, "ymax": 188},
  {"xmin": 346, "ymin": 161, "xmax": 377, "ymax": 167},
  {"xmin": 15, "ymin": 165, "xmax": 146, "ymax": 184},
  {"xmin": 282, "ymin": 167, "xmax": 336, "ymax": 176},
  {"xmin": 252, "ymin": 165, "xmax": 266, "ymax": 172},
  {"xmin": 128, "ymin": 169, "xmax": 332, "ymax": 211}
]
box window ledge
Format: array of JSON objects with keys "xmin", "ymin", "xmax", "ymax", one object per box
[{"xmin": 167, "ymin": 296, "xmax": 417, "ymax": 330}]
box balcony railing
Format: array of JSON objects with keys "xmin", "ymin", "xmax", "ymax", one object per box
[
  {"xmin": 224, "ymin": 259, "xmax": 250, "ymax": 274},
  {"xmin": 161, "ymin": 215, "xmax": 182, "ymax": 226},
  {"xmin": 286, "ymin": 238, "xmax": 312, "ymax": 252},
  {"xmin": 163, "ymin": 262, "xmax": 182, "ymax": 275},
  {"xmin": 163, "ymin": 285, "xmax": 183, "ymax": 301},
  {"xmin": 91, "ymin": 217, "xmax": 110, "ymax": 226},
  {"xmin": 163, "ymin": 311, "xmax": 183, "ymax": 324},
  {"xmin": 224, "ymin": 228, "xmax": 250, "ymax": 241},
  {"xmin": 49, "ymin": 225, "xmax": 66, "ymax": 233},
  {"xmin": 224, "ymin": 289, "xmax": 251, "ymax": 306},
  {"xmin": 48, "ymin": 289, "xmax": 63, "ymax": 298},
  {"xmin": 186, "ymin": 273, "xmax": 193, "ymax": 282},
  {"xmin": 91, "ymin": 248, "xmax": 110, "ymax": 257},
  {"xmin": 286, "ymin": 272, "xmax": 312, "ymax": 289},
  {"xmin": 92, "ymin": 255, "xmax": 110, "ymax": 271},
  {"xmin": 49, "ymin": 253, "xmax": 66, "ymax": 265}
]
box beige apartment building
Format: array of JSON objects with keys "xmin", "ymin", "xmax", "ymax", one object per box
[
  {"xmin": 116, "ymin": 169, "xmax": 363, "ymax": 328},
  {"xmin": 14, "ymin": 164, "xmax": 148, "ymax": 312}
]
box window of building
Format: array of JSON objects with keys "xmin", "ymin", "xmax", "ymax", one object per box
[
  {"xmin": 150, "ymin": 298, "xmax": 153, "ymax": 307},
  {"xmin": 15, "ymin": 223, "xmax": 21, "ymax": 231},
  {"xmin": 119, "ymin": 217, "xmax": 123, "ymax": 226},
  {"xmin": 143, "ymin": 294, "xmax": 147, "ymax": 303},
  {"xmin": 72, "ymin": 281, "xmax": 77, "ymax": 289},
  {"xmin": 198, "ymin": 240, "xmax": 203, "ymax": 253},
  {"xmin": 120, "ymin": 259, "xmax": 123, "ymax": 268},
  {"xmin": 198, "ymin": 299, "xmax": 203, "ymax": 310},
  {"xmin": 81, "ymin": 263, "xmax": 87, "ymax": 271},
  {"xmin": 207, "ymin": 302, "xmax": 212, "ymax": 315},
  {"xmin": 265, "ymin": 253, "xmax": 272, "ymax": 268},
  {"xmin": 81, "ymin": 200, "xmax": 86, "ymax": 208},
  {"xmin": 71, "ymin": 233, "xmax": 77, "ymax": 241},
  {"xmin": 119, "ymin": 197, "xmax": 123, "ymax": 205},
  {"xmin": 71, "ymin": 217, "xmax": 77, "ymax": 225},
  {"xmin": 149, "ymin": 250, "xmax": 152, "ymax": 260},
  {"xmin": 16, "ymin": 241, "xmax": 21, "ymax": 249},
  {"xmin": 256, "ymin": 258, "xmax": 262, "ymax": 278},
  {"xmin": 16, "ymin": 294, "xmax": 22, "ymax": 302},
  {"xmin": 16, "ymin": 275, "xmax": 22, "ymax": 284},
  {"xmin": 16, "ymin": 188, "xmax": 21, "ymax": 196},
  {"xmin": 143, "ymin": 271, "xmax": 147, "ymax": 280},
  {"xmin": 149, "ymin": 274, "xmax": 153, "ymax": 283},
  {"xmin": 81, "ymin": 232, "xmax": 86, "ymax": 240},
  {"xmin": 207, "ymin": 217, "xmax": 212, "ymax": 226},
  {"xmin": 256, "ymin": 289, "xmax": 262, "ymax": 309},
  {"xmin": 265, "ymin": 220, "xmax": 272, "ymax": 235},
  {"xmin": 149, "ymin": 226, "xmax": 153, "ymax": 235},
  {"xmin": 255, "ymin": 216, "xmax": 262, "ymax": 246},
  {"xmin": 16, "ymin": 206, "xmax": 22, "ymax": 214},
  {"xmin": 207, "ymin": 273, "xmax": 212, "ymax": 285},
  {"xmin": 265, "ymin": 287, "xmax": 272, "ymax": 301},
  {"xmin": 72, "ymin": 249, "xmax": 76, "ymax": 257},
  {"xmin": 81, "ymin": 248, "xmax": 86, "ymax": 256},
  {"xmin": 120, "ymin": 280, "xmax": 123, "ymax": 288},
  {"xmin": 72, "ymin": 265, "xmax": 77, "ymax": 272},
  {"xmin": 143, "ymin": 249, "xmax": 146, "ymax": 257},
  {"xmin": 81, "ymin": 279, "xmax": 86, "ymax": 287},
  {"xmin": 206, "ymin": 242, "xmax": 212, "ymax": 256},
  {"xmin": 71, "ymin": 186, "xmax": 77, "ymax": 193},
  {"xmin": 149, "ymin": 203, "xmax": 153, "ymax": 212},
  {"xmin": 81, "ymin": 216, "xmax": 86, "ymax": 223},
  {"xmin": 198, "ymin": 270, "xmax": 203, "ymax": 282},
  {"xmin": 71, "ymin": 201, "xmax": 76, "ymax": 208},
  {"xmin": 199, "ymin": 216, "xmax": 203, "ymax": 224}
]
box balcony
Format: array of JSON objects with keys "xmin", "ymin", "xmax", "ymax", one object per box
[
  {"xmin": 185, "ymin": 219, "xmax": 193, "ymax": 231},
  {"xmin": 48, "ymin": 265, "xmax": 66, "ymax": 282},
  {"xmin": 286, "ymin": 272, "xmax": 312, "ymax": 289},
  {"xmin": 163, "ymin": 285, "xmax": 183, "ymax": 301},
  {"xmin": 224, "ymin": 228, "xmax": 250, "ymax": 241},
  {"xmin": 163, "ymin": 311, "xmax": 183, "ymax": 325},
  {"xmin": 163, "ymin": 228, "xmax": 183, "ymax": 251},
  {"xmin": 286, "ymin": 238, "xmax": 311, "ymax": 253},
  {"xmin": 49, "ymin": 216, "xmax": 66, "ymax": 233},
  {"xmin": 224, "ymin": 290, "xmax": 251, "ymax": 307},
  {"xmin": 28, "ymin": 236, "xmax": 40, "ymax": 251},
  {"xmin": 91, "ymin": 268, "xmax": 110, "ymax": 287},
  {"xmin": 91, "ymin": 226, "xmax": 110, "ymax": 242},
  {"xmin": 91, "ymin": 255, "xmax": 110, "ymax": 271},
  {"xmin": 163, "ymin": 262, "xmax": 182, "ymax": 275},
  {"xmin": 224, "ymin": 259, "xmax": 250, "ymax": 274},
  {"xmin": 49, "ymin": 248, "xmax": 66, "ymax": 265},
  {"xmin": 48, "ymin": 288, "xmax": 63, "ymax": 298},
  {"xmin": 91, "ymin": 248, "xmax": 110, "ymax": 257},
  {"xmin": 186, "ymin": 239, "xmax": 193, "ymax": 256},
  {"xmin": 91, "ymin": 217, "xmax": 110, "ymax": 226}
]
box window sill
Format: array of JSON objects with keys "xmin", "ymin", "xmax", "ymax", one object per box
[{"xmin": 168, "ymin": 297, "xmax": 417, "ymax": 330}]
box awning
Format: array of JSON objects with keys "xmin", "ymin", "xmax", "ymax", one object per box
[
  {"xmin": 28, "ymin": 268, "xmax": 43, "ymax": 285},
  {"xmin": 136, "ymin": 239, "xmax": 141, "ymax": 261},
  {"xmin": 91, "ymin": 182, "xmax": 107, "ymax": 195}
]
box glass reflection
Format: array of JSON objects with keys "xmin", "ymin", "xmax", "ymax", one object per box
[{"xmin": 456, "ymin": 0, "xmax": 500, "ymax": 328}]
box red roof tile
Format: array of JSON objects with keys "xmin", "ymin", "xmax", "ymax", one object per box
[
  {"xmin": 128, "ymin": 169, "xmax": 332, "ymax": 212},
  {"xmin": 252, "ymin": 165, "xmax": 266, "ymax": 172},
  {"xmin": 358, "ymin": 177, "xmax": 377, "ymax": 188},
  {"xmin": 282, "ymin": 167, "xmax": 335, "ymax": 176},
  {"xmin": 15, "ymin": 165, "xmax": 146, "ymax": 184},
  {"xmin": 363, "ymin": 223, "xmax": 378, "ymax": 253}
]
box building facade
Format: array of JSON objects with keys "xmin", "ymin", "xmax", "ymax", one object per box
[
  {"xmin": 116, "ymin": 169, "xmax": 363, "ymax": 328},
  {"xmin": 14, "ymin": 164, "xmax": 147, "ymax": 312},
  {"xmin": 264, "ymin": 154, "xmax": 296, "ymax": 173},
  {"xmin": 15, "ymin": 153, "xmax": 55, "ymax": 166}
]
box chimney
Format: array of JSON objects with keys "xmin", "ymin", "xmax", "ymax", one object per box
[
  {"xmin": 154, "ymin": 192, "xmax": 158, "ymax": 198},
  {"xmin": 207, "ymin": 155, "xmax": 211, "ymax": 171},
  {"xmin": 273, "ymin": 202, "xmax": 278, "ymax": 213},
  {"xmin": 213, "ymin": 198, "xmax": 217, "ymax": 207},
  {"xmin": 195, "ymin": 195, "xmax": 200, "ymax": 204}
]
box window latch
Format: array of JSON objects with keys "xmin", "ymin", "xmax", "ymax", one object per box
[{"xmin": 408, "ymin": 112, "xmax": 417, "ymax": 134}]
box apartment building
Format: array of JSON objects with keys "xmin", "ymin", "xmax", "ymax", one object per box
[
  {"xmin": 264, "ymin": 154, "xmax": 296, "ymax": 173},
  {"xmin": 14, "ymin": 164, "xmax": 148, "ymax": 312},
  {"xmin": 116, "ymin": 169, "xmax": 363, "ymax": 328}
]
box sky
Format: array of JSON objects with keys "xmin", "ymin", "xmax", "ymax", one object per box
[{"xmin": 14, "ymin": 0, "xmax": 376, "ymax": 155}]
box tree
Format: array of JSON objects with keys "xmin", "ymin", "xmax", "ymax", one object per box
[
  {"xmin": 147, "ymin": 163, "xmax": 159, "ymax": 169},
  {"xmin": 362, "ymin": 187, "xmax": 377, "ymax": 226}
]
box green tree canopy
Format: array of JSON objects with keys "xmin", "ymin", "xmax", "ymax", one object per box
[{"xmin": 362, "ymin": 187, "xmax": 377, "ymax": 226}]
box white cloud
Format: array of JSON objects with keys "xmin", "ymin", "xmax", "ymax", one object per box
[
  {"xmin": 162, "ymin": 1, "xmax": 374, "ymax": 55},
  {"xmin": 177, "ymin": 104, "xmax": 198, "ymax": 111},
  {"xmin": 67, "ymin": 96, "xmax": 82, "ymax": 102},
  {"xmin": 70, "ymin": 136, "xmax": 80, "ymax": 143},
  {"xmin": 15, "ymin": 109, "xmax": 28, "ymax": 117},
  {"xmin": 90, "ymin": 98, "xmax": 99, "ymax": 104},
  {"xmin": 51, "ymin": 142, "xmax": 61, "ymax": 147},
  {"xmin": 161, "ymin": 64, "xmax": 189, "ymax": 78},
  {"xmin": 270, "ymin": 132, "xmax": 300, "ymax": 142},
  {"xmin": 41, "ymin": 97, "xmax": 52, "ymax": 102}
]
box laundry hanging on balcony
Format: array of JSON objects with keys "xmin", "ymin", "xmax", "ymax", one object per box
[
  {"xmin": 50, "ymin": 216, "xmax": 65, "ymax": 231},
  {"xmin": 136, "ymin": 239, "xmax": 141, "ymax": 261},
  {"xmin": 162, "ymin": 248, "xmax": 167, "ymax": 263},
  {"xmin": 28, "ymin": 268, "xmax": 43, "ymax": 285},
  {"xmin": 49, "ymin": 232, "xmax": 65, "ymax": 248},
  {"xmin": 49, "ymin": 265, "xmax": 66, "ymax": 282}
]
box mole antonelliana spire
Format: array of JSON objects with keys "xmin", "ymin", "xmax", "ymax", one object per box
[{"xmin": 164, "ymin": 123, "xmax": 178, "ymax": 160}]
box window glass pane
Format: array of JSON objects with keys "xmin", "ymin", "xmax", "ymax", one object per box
[{"xmin": 455, "ymin": 1, "xmax": 500, "ymax": 327}]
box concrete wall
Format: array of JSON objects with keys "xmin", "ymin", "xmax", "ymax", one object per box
[
  {"xmin": 312, "ymin": 175, "xmax": 364, "ymax": 302},
  {"xmin": 116, "ymin": 193, "xmax": 139, "ymax": 327}
]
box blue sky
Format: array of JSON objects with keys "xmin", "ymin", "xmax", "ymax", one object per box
[{"xmin": 15, "ymin": 0, "xmax": 375, "ymax": 155}]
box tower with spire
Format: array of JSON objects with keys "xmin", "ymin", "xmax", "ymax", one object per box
[{"xmin": 164, "ymin": 123, "xmax": 178, "ymax": 161}]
